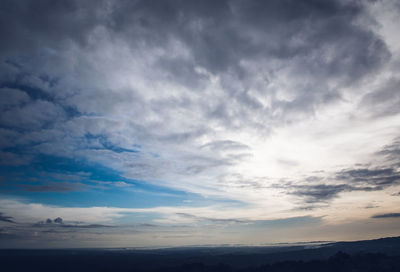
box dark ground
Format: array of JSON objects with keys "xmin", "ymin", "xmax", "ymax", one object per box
[{"xmin": 2, "ymin": 236, "xmax": 400, "ymax": 271}]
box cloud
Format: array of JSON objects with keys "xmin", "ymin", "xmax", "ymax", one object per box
[
  {"xmin": 282, "ymin": 164, "xmax": 400, "ymax": 204},
  {"xmin": 0, "ymin": 151, "xmax": 32, "ymax": 166},
  {"xmin": 1, "ymin": 0, "xmax": 400, "ymax": 246},
  {"xmin": 336, "ymin": 167, "xmax": 400, "ymax": 186},
  {"xmin": 175, "ymin": 212, "xmax": 248, "ymax": 224},
  {"xmin": 59, "ymin": 223, "xmax": 114, "ymax": 229},
  {"xmin": 0, "ymin": 0, "xmax": 105, "ymax": 58},
  {"xmin": 360, "ymin": 78, "xmax": 400, "ymax": 118},
  {"xmin": 0, "ymin": 228, "xmax": 20, "ymax": 239},
  {"xmin": 0, "ymin": 90, "xmax": 66, "ymax": 130},
  {"xmin": 371, "ymin": 213, "xmax": 400, "ymax": 219},
  {"xmin": 378, "ymin": 137, "xmax": 400, "ymax": 162},
  {"xmin": 200, "ymin": 140, "xmax": 250, "ymax": 151},
  {"xmin": 34, "ymin": 221, "xmax": 114, "ymax": 229},
  {"xmin": 0, "ymin": 0, "xmax": 391, "ymax": 134},
  {"xmin": 290, "ymin": 184, "xmax": 353, "ymax": 203},
  {"xmin": 90, "ymin": 180, "xmax": 133, "ymax": 188},
  {"xmin": 19, "ymin": 182, "xmax": 86, "ymax": 193},
  {"xmin": 0, "ymin": 212, "xmax": 14, "ymax": 223},
  {"xmin": 32, "ymin": 216, "xmax": 115, "ymax": 229},
  {"xmin": 0, "ymin": 0, "xmax": 393, "ymax": 189},
  {"xmin": 0, "ymin": 87, "xmax": 30, "ymax": 111},
  {"xmin": 0, "ymin": 198, "xmax": 293, "ymax": 227}
]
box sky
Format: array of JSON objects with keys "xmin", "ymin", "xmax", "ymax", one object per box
[{"xmin": 0, "ymin": 0, "xmax": 400, "ymax": 248}]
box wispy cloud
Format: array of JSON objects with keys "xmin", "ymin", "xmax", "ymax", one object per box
[
  {"xmin": 371, "ymin": 213, "xmax": 400, "ymax": 219},
  {"xmin": 0, "ymin": 212, "xmax": 14, "ymax": 223},
  {"xmin": 19, "ymin": 182, "xmax": 86, "ymax": 193}
]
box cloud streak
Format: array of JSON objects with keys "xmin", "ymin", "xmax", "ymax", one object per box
[
  {"xmin": 371, "ymin": 213, "xmax": 400, "ymax": 219},
  {"xmin": 0, "ymin": 212, "xmax": 14, "ymax": 223}
]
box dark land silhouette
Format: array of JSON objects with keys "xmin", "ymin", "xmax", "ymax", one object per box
[{"xmin": 2, "ymin": 236, "xmax": 400, "ymax": 271}]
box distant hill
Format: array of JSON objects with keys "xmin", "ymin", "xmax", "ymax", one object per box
[{"xmin": 2, "ymin": 236, "xmax": 400, "ymax": 271}]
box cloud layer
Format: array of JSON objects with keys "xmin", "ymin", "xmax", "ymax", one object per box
[{"xmin": 1, "ymin": 0, "xmax": 400, "ymax": 247}]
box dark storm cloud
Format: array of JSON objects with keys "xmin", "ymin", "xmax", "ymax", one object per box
[
  {"xmin": 0, "ymin": 0, "xmax": 390, "ymax": 145},
  {"xmin": 1, "ymin": 0, "xmax": 390, "ymax": 97},
  {"xmin": 0, "ymin": 212, "xmax": 14, "ymax": 223},
  {"xmin": 109, "ymin": 0, "xmax": 388, "ymax": 76},
  {"xmin": 0, "ymin": 0, "xmax": 105, "ymax": 58},
  {"xmin": 116, "ymin": 0, "xmax": 390, "ymax": 129},
  {"xmin": 371, "ymin": 213, "xmax": 400, "ymax": 219}
]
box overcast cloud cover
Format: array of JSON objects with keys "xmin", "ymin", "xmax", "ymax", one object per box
[{"xmin": 1, "ymin": 0, "xmax": 400, "ymax": 248}]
